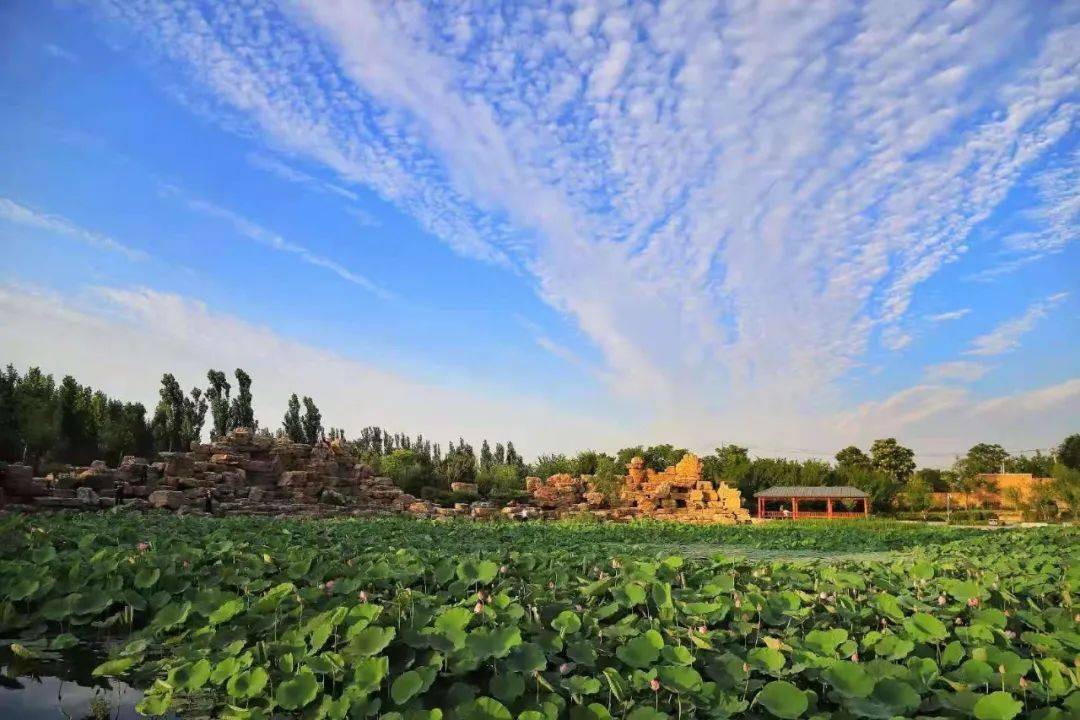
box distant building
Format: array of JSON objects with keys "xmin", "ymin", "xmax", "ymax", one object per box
[{"xmin": 930, "ymin": 473, "xmax": 1050, "ymax": 509}]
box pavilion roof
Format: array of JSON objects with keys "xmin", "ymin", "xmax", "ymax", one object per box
[{"xmin": 754, "ymin": 485, "xmax": 869, "ymax": 499}]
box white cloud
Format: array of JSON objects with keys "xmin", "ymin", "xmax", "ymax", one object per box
[
  {"xmin": 246, "ymin": 152, "xmax": 360, "ymax": 203},
  {"xmin": 160, "ymin": 185, "xmax": 391, "ymax": 300},
  {"xmin": 924, "ymin": 361, "xmax": 988, "ymax": 382},
  {"xmin": 0, "ymin": 283, "xmax": 629, "ymax": 459},
  {"xmin": 83, "ymin": 1, "xmax": 1080, "ymax": 442},
  {"xmin": 0, "ymin": 197, "xmax": 146, "ymax": 262},
  {"xmin": 43, "ymin": 43, "xmax": 78, "ymax": 63},
  {"xmin": 966, "ymin": 292, "xmax": 1069, "ymax": 356},
  {"xmin": 927, "ymin": 309, "xmax": 971, "ymax": 322}
]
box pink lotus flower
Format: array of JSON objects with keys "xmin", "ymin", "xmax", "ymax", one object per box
[
  {"xmin": 850, "ymin": 652, "xmax": 860, "ymax": 662},
  {"xmin": 359, "ymin": 591, "xmax": 368, "ymax": 603},
  {"xmin": 559, "ymin": 662, "xmax": 571, "ymax": 675},
  {"xmin": 650, "ymin": 678, "xmax": 660, "ymax": 692},
  {"xmin": 325, "ymin": 580, "xmax": 335, "ymax": 592},
  {"xmin": 967, "ymin": 596, "xmax": 980, "ymax": 607},
  {"xmin": 137, "ymin": 542, "xmax": 150, "ymax": 552},
  {"xmin": 499, "ymin": 565, "xmax": 508, "ymax": 574},
  {"xmin": 697, "ymin": 625, "xmax": 707, "ymax": 634},
  {"xmin": 937, "ymin": 595, "xmax": 947, "ymax": 606},
  {"xmin": 474, "ymin": 601, "xmax": 484, "ymax": 614}
]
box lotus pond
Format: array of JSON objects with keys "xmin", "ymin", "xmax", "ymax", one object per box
[{"xmin": 1, "ymin": 513, "xmax": 1076, "ymax": 720}]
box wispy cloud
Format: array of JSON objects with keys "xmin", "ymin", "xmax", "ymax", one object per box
[
  {"xmin": 966, "ymin": 292, "xmax": 1069, "ymax": 356},
  {"xmin": 927, "ymin": 309, "xmax": 971, "ymax": 322},
  {"xmin": 160, "ymin": 185, "xmax": 391, "ymax": 300},
  {"xmin": 0, "ymin": 197, "xmax": 146, "ymax": 261},
  {"xmin": 43, "ymin": 43, "xmax": 78, "ymax": 63},
  {"xmin": 88, "ymin": 1, "xmax": 1079, "ymax": 432},
  {"xmin": 246, "ymin": 152, "xmax": 361, "ymax": 204},
  {"xmin": 924, "ymin": 361, "xmax": 988, "ymax": 382}
]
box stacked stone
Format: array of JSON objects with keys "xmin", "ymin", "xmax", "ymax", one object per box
[
  {"xmin": 529, "ymin": 473, "xmax": 586, "ymax": 509},
  {"xmin": 619, "ymin": 453, "xmax": 749, "ymax": 524},
  {"xmin": 2, "ymin": 428, "xmax": 418, "ymax": 517}
]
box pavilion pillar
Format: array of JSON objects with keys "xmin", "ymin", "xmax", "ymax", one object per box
[
  {"xmin": 863, "ymin": 498, "xmax": 869, "ymax": 517},
  {"xmin": 758, "ymin": 497, "xmax": 764, "ymax": 518},
  {"xmin": 792, "ymin": 497, "xmax": 799, "ymax": 519},
  {"xmin": 827, "ymin": 498, "xmax": 833, "ymax": 518}
]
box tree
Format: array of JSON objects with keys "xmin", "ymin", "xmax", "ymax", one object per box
[
  {"xmin": 301, "ymin": 396, "xmax": 322, "ymax": 445},
  {"xmin": 476, "ymin": 464, "xmax": 524, "ymax": 496},
  {"xmin": 703, "ymin": 445, "xmax": 751, "ymax": 488},
  {"xmin": 835, "ymin": 446, "xmax": 871, "ymax": 470},
  {"xmin": 151, "ymin": 373, "xmax": 185, "ymax": 451},
  {"xmin": 914, "ymin": 468, "xmax": 948, "ymax": 492},
  {"xmin": 479, "ymin": 440, "xmax": 494, "ymax": 471},
  {"xmin": 228, "ymin": 369, "xmax": 255, "ymax": 431},
  {"xmin": 182, "ymin": 387, "xmax": 207, "ymax": 446},
  {"xmin": 504, "ymin": 442, "xmax": 524, "ymax": 473},
  {"xmin": 840, "ymin": 463, "xmax": 899, "ymax": 512},
  {"xmin": 869, "ymin": 438, "xmax": 915, "ymax": 484},
  {"xmin": 573, "ymin": 450, "xmax": 609, "ymax": 476},
  {"xmin": 531, "ymin": 454, "xmax": 574, "ymax": 479},
  {"xmin": 494, "ymin": 442, "xmax": 506, "ymax": 465},
  {"xmin": 963, "ymin": 443, "xmax": 1010, "ymax": 475},
  {"xmin": 15, "ymin": 367, "xmax": 58, "ymax": 464},
  {"xmin": 901, "ymin": 473, "xmax": 933, "ymax": 513},
  {"xmin": 381, "ymin": 448, "xmax": 428, "ymax": 495},
  {"xmin": 1049, "ymin": 464, "xmax": 1079, "ymax": 520},
  {"xmin": 0, "ymin": 365, "xmax": 22, "ymax": 461},
  {"xmin": 1008, "ymin": 450, "xmax": 1054, "ymax": 477},
  {"xmin": 55, "ymin": 375, "xmax": 97, "ymax": 465},
  {"xmin": 206, "ymin": 370, "xmax": 231, "ymax": 440},
  {"xmin": 590, "ymin": 455, "xmax": 623, "ymax": 505},
  {"xmin": 441, "ymin": 439, "xmax": 476, "ymax": 486},
  {"xmin": 1057, "ymin": 434, "xmax": 1080, "ymax": 471},
  {"xmin": 282, "ymin": 394, "xmax": 304, "ymax": 442}
]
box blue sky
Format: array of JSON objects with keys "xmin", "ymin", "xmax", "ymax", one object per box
[{"xmin": 1, "ymin": 0, "xmax": 1077, "ymax": 464}]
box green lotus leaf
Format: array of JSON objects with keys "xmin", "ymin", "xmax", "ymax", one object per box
[
  {"xmin": 457, "ymin": 560, "xmax": 499, "ymax": 585},
  {"xmin": 755, "ymin": 680, "xmax": 808, "ymax": 719},
  {"xmin": 391, "ymin": 670, "xmax": 424, "ymax": 705},
  {"xmin": 171, "ymin": 658, "xmax": 212, "ymax": 691},
  {"xmin": 346, "ymin": 655, "xmax": 387, "ymax": 693},
  {"xmin": 227, "ymin": 667, "xmax": 268, "ymax": 699},
  {"xmin": 568, "ymin": 703, "xmax": 612, "ymax": 720},
  {"xmin": 489, "ymin": 672, "xmax": 525, "ymax": 703},
  {"xmin": 50, "ymin": 633, "xmax": 79, "ymax": 650},
  {"xmin": 463, "ymin": 696, "xmax": 513, "ymax": 720},
  {"xmin": 153, "ymin": 600, "xmax": 191, "ymax": 630},
  {"xmin": 276, "ymin": 667, "xmax": 320, "ymax": 710},
  {"xmin": 662, "ymin": 645, "xmax": 694, "ymax": 666},
  {"xmin": 134, "ymin": 567, "xmax": 161, "ymax": 589},
  {"xmin": 903, "ymin": 612, "xmax": 948, "ymax": 643},
  {"xmin": 209, "ymin": 598, "xmax": 244, "ymax": 625},
  {"xmin": 346, "ymin": 625, "xmax": 396, "ymax": 657},
  {"xmin": 8, "ymin": 577, "xmax": 40, "ymax": 601},
  {"xmin": 92, "ymin": 657, "xmax": 135, "ymax": 677},
  {"xmin": 823, "ymin": 661, "xmax": 875, "ymax": 698},
  {"xmin": 803, "ymin": 628, "xmax": 847, "ymax": 656},
  {"xmin": 748, "ymin": 646, "xmax": 786, "ymax": 673},
  {"xmin": 615, "ymin": 629, "xmax": 663, "ymax": 668},
  {"xmin": 506, "ymin": 642, "xmax": 547, "ymax": 673},
  {"xmin": 615, "ymin": 583, "xmax": 647, "ymax": 606},
  {"xmin": 625, "ymin": 707, "xmax": 669, "ymax": 720},
  {"xmin": 973, "ymin": 691, "xmax": 1024, "ymax": 720},
  {"xmin": 658, "ymin": 664, "xmax": 703, "ymax": 693},
  {"xmin": 467, "ymin": 626, "xmax": 522, "ymax": 660},
  {"xmin": 562, "ymin": 675, "xmax": 601, "ymax": 696},
  {"xmin": 211, "ymin": 656, "xmax": 240, "ymax": 685},
  {"xmin": 552, "ymin": 610, "xmax": 581, "ymax": 635}
]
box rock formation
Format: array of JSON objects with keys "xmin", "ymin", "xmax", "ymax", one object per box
[
  {"xmin": 1, "ymin": 428, "xmax": 417, "ymax": 517},
  {"xmin": 619, "ymin": 453, "xmax": 748, "ymax": 523}
]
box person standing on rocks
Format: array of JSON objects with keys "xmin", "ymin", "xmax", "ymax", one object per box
[{"xmin": 204, "ymin": 487, "xmax": 214, "ymax": 514}]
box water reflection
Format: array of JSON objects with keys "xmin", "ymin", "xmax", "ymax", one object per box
[{"xmin": 1, "ymin": 644, "xmax": 144, "ymax": 719}]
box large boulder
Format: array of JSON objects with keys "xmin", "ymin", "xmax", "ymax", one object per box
[
  {"xmin": 76, "ymin": 486, "xmax": 100, "ymax": 504},
  {"xmin": 161, "ymin": 453, "xmax": 195, "ymax": 477},
  {"xmin": 148, "ymin": 489, "xmax": 184, "ymax": 510},
  {"xmin": 3, "ymin": 464, "xmax": 47, "ymax": 496}
]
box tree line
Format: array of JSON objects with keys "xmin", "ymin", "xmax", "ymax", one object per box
[{"xmin": 1, "ymin": 362, "xmax": 1076, "ymax": 515}]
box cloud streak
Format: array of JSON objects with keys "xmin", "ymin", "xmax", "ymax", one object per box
[
  {"xmin": 161, "ymin": 185, "xmax": 391, "ymax": 300},
  {"xmin": 0, "ymin": 197, "xmax": 147, "ymax": 262},
  {"xmin": 966, "ymin": 292, "xmax": 1069, "ymax": 356}
]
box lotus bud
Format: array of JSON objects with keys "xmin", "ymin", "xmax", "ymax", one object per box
[
  {"xmin": 851, "ymin": 652, "xmax": 859, "ymax": 662},
  {"xmin": 967, "ymin": 597, "xmax": 980, "ymax": 607},
  {"xmin": 499, "ymin": 565, "xmax": 508, "ymax": 574},
  {"xmin": 325, "ymin": 580, "xmax": 335, "ymax": 592},
  {"xmin": 137, "ymin": 542, "xmax": 150, "ymax": 552},
  {"xmin": 559, "ymin": 662, "xmax": 571, "ymax": 675},
  {"xmin": 359, "ymin": 590, "xmax": 368, "ymax": 603},
  {"xmin": 650, "ymin": 678, "xmax": 660, "ymax": 692},
  {"xmin": 697, "ymin": 625, "xmax": 707, "ymax": 634},
  {"xmin": 937, "ymin": 595, "xmax": 947, "ymax": 606},
  {"xmin": 1003, "ymin": 630, "xmax": 1015, "ymax": 639},
  {"xmin": 1019, "ymin": 677, "xmax": 1028, "ymax": 688},
  {"xmin": 742, "ymin": 663, "xmax": 750, "ymax": 674},
  {"xmin": 474, "ymin": 601, "xmax": 484, "ymax": 614}
]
